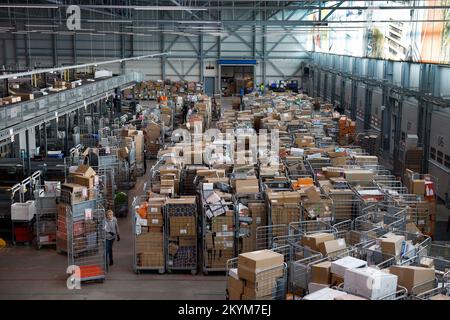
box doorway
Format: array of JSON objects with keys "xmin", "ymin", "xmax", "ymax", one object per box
[
  {"xmin": 204, "ymin": 77, "xmax": 215, "ymax": 96},
  {"xmin": 220, "ymin": 65, "xmax": 255, "ymax": 97}
]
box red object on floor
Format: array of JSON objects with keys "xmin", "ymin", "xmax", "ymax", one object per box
[
  {"xmin": 79, "ymin": 265, "xmax": 104, "ymax": 279},
  {"xmin": 14, "ymin": 226, "xmax": 33, "ymax": 242}
]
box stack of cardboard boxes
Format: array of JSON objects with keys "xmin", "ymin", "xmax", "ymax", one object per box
[
  {"xmin": 240, "ymin": 202, "xmax": 267, "ymax": 253},
  {"xmin": 135, "ymin": 197, "xmax": 165, "ymax": 268},
  {"xmin": 143, "ymin": 122, "xmax": 162, "ymax": 159},
  {"xmin": 166, "ymin": 197, "xmax": 198, "ymax": 270},
  {"xmin": 228, "ymin": 250, "xmax": 284, "ymax": 300},
  {"xmin": 338, "ymin": 116, "xmax": 356, "ymax": 144}
]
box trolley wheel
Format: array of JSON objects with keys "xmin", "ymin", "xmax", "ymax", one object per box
[
  {"xmin": 203, "ymin": 270, "xmax": 209, "ymax": 275},
  {"xmin": 191, "ymin": 269, "xmax": 197, "ymax": 276},
  {"xmin": 134, "ymin": 270, "xmax": 140, "ymax": 274}
]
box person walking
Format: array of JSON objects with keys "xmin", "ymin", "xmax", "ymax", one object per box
[
  {"xmin": 239, "ymin": 87, "xmax": 245, "ymax": 111},
  {"xmin": 104, "ymin": 210, "xmax": 120, "ymax": 267}
]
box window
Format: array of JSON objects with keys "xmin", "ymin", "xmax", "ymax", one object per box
[
  {"xmin": 445, "ymin": 154, "xmax": 450, "ymax": 169},
  {"xmin": 437, "ymin": 150, "xmax": 443, "ymax": 164},
  {"xmin": 430, "ymin": 147, "xmax": 436, "ymax": 160}
]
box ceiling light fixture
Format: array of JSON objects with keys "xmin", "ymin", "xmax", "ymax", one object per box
[
  {"xmin": 87, "ymin": 20, "xmax": 132, "ymax": 24},
  {"xmin": 25, "ymin": 24, "xmax": 59, "ymax": 28},
  {"xmin": 0, "ymin": 5, "xmax": 58, "ymax": 9},
  {"xmin": 134, "ymin": 6, "xmax": 207, "ymax": 11}
]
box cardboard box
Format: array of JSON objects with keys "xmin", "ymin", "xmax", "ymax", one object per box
[
  {"xmin": 311, "ymin": 261, "xmax": 332, "ymax": 285},
  {"xmin": 308, "ymin": 282, "xmax": 330, "ymax": 293},
  {"xmin": 227, "ymin": 272, "xmax": 244, "ymax": 293},
  {"xmin": 317, "ymin": 238, "xmax": 347, "ymax": 256},
  {"xmin": 303, "ymin": 287, "xmax": 348, "ymax": 300},
  {"xmin": 389, "ymin": 266, "xmax": 435, "ymax": 293},
  {"xmin": 302, "ymin": 233, "xmax": 335, "ymax": 252},
  {"xmin": 305, "ymin": 185, "xmax": 321, "ymax": 202},
  {"xmin": 420, "ymin": 257, "xmax": 434, "ymax": 268},
  {"xmin": 235, "ymin": 178, "xmax": 260, "ymax": 194},
  {"xmin": 238, "ymin": 264, "xmax": 284, "ymax": 285},
  {"xmin": 412, "ymin": 180, "xmax": 425, "ymax": 196},
  {"xmin": 429, "ymin": 294, "xmax": 450, "ymax": 300},
  {"xmin": 331, "ymin": 273, "xmax": 345, "ymax": 286},
  {"xmin": 169, "ymin": 216, "xmax": 196, "ymax": 237},
  {"xmin": 380, "ymin": 235, "xmax": 405, "ymax": 256},
  {"xmin": 344, "ymin": 267, "xmax": 398, "ymax": 300},
  {"xmin": 61, "ymin": 183, "xmax": 89, "ymax": 204},
  {"xmin": 147, "ymin": 214, "xmax": 163, "ymax": 227},
  {"xmin": 178, "ymin": 236, "xmax": 196, "ymax": 247},
  {"xmin": 238, "ymin": 250, "xmax": 284, "ymax": 270},
  {"xmin": 331, "ymin": 256, "xmax": 367, "ymax": 278},
  {"xmin": 73, "ymin": 165, "xmax": 96, "ymax": 178}
]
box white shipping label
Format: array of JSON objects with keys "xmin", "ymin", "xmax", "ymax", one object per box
[
  {"xmin": 256, "ymin": 217, "xmax": 261, "ymax": 224},
  {"xmin": 418, "ymin": 220, "xmax": 425, "ymax": 225},
  {"xmin": 180, "ymin": 229, "xmax": 187, "ymax": 235},
  {"xmin": 135, "ymin": 225, "xmax": 141, "ymax": 235},
  {"xmin": 82, "ymin": 188, "xmax": 88, "ymax": 198},
  {"xmin": 84, "ymin": 208, "xmax": 92, "ymax": 220},
  {"xmin": 136, "ymin": 217, "xmax": 147, "ymax": 226},
  {"xmin": 222, "ymin": 225, "xmax": 228, "ymax": 232},
  {"xmin": 151, "ymin": 207, "xmax": 158, "ymax": 213},
  {"xmin": 94, "ymin": 176, "xmax": 99, "ymax": 185},
  {"xmin": 337, "ymin": 239, "xmax": 345, "ymax": 246},
  {"xmin": 152, "ymin": 219, "xmax": 159, "ymax": 225}
]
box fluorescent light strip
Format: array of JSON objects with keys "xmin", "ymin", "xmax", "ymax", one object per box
[
  {"xmin": 0, "ymin": 52, "xmax": 170, "ymax": 81},
  {"xmin": 88, "ymin": 20, "xmax": 132, "ymax": 23},
  {"xmin": 25, "ymin": 24, "xmax": 59, "ymax": 28},
  {"xmin": 125, "ymin": 26, "xmax": 158, "ymax": 29},
  {"xmin": 178, "ymin": 21, "xmax": 221, "ymax": 24},
  {"xmin": 134, "ymin": 6, "xmax": 207, "ymax": 11},
  {"xmin": 0, "ymin": 5, "xmax": 58, "ymax": 9}
]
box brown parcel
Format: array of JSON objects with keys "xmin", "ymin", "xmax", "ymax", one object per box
[
  {"xmin": 238, "ymin": 250, "xmax": 284, "ymax": 270},
  {"xmin": 317, "ymin": 238, "xmax": 347, "ymax": 256},
  {"xmin": 311, "ymin": 261, "xmax": 332, "ymax": 285},
  {"xmin": 429, "ymin": 294, "xmax": 450, "ymax": 300},
  {"xmin": 302, "ymin": 233, "xmax": 335, "ymax": 252},
  {"xmin": 380, "ymin": 235, "xmax": 405, "ymax": 256},
  {"xmin": 169, "ymin": 216, "xmax": 196, "ymax": 237},
  {"xmin": 304, "ymin": 185, "xmax": 322, "ymax": 202},
  {"xmin": 389, "ymin": 266, "xmax": 435, "ymax": 293},
  {"xmin": 242, "ymin": 265, "xmax": 284, "ymax": 298},
  {"xmin": 228, "ymin": 275, "xmax": 244, "ymax": 293},
  {"xmin": 235, "ymin": 179, "xmax": 260, "ymax": 194}
]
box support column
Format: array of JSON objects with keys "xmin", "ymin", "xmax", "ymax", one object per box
[
  {"xmin": 64, "ymin": 113, "xmax": 69, "ymax": 156},
  {"xmin": 199, "ymin": 34, "xmax": 204, "ymax": 83},
  {"xmin": 43, "ymin": 122, "xmax": 48, "ymax": 157},
  {"xmin": 25, "ymin": 129, "xmax": 31, "ymax": 176}
]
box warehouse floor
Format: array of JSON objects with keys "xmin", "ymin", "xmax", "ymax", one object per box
[{"xmin": 1, "ymin": 96, "xmax": 449, "ymax": 300}]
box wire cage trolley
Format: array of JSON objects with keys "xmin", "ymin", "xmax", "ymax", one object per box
[
  {"xmin": 67, "ymin": 207, "xmax": 106, "ymax": 283},
  {"xmin": 225, "ymin": 248, "xmax": 289, "ymax": 300},
  {"xmin": 200, "ymin": 189, "xmax": 236, "ymax": 274},
  {"xmin": 34, "ymin": 185, "xmax": 60, "ymax": 249},
  {"xmin": 165, "ymin": 197, "xmax": 198, "ymax": 274},
  {"xmin": 132, "ymin": 196, "xmax": 165, "ymax": 274}
]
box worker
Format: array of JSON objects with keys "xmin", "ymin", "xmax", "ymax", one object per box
[
  {"xmin": 182, "ymin": 102, "xmax": 188, "ymax": 124},
  {"xmin": 186, "ymin": 103, "xmax": 195, "ymax": 123},
  {"xmin": 239, "ymin": 87, "xmax": 245, "ymax": 110},
  {"xmin": 143, "ymin": 148, "xmax": 147, "ymax": 174},
  {"xmin": 260, "ymin": 83, "xmax": 265, "ymax": 95},
  {"xmin": 104, "ymin": 210, "xmax": 120, "ymax": 267}
]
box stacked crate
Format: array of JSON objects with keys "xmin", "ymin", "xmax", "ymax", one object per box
[
  {"xmin": 338, "ymin": 116, "xmax": 356, "ymax": 145},
  {"xmin": 165, "ymin": 197, "xmax": 198, "ymax": 274}
]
